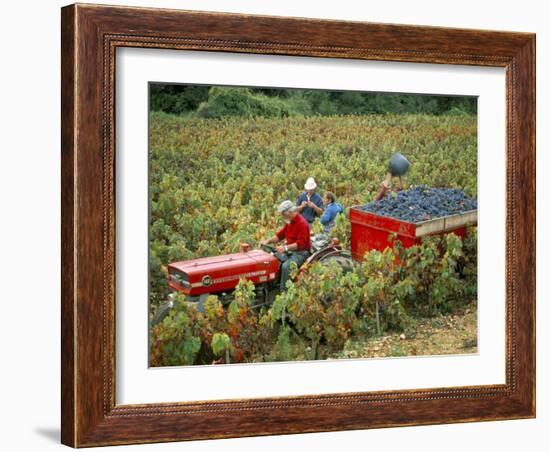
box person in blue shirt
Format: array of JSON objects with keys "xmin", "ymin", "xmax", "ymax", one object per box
[
  {"xmin": 320, "ymin": 191, "xmax": 344, "ymax": 233},
  {"xmin": 296, "ymin": 177, "xmax": 324, "ymax": 226}
]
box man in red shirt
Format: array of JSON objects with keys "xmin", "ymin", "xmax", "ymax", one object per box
[{"xmin": 261, "ymin": 200, "xmax": 311, "ymax": 291}]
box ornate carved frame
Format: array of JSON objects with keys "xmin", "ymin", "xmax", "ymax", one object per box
[{"xmin": 61, "ymin": 3, "xmax": 535, "ymax": 447}]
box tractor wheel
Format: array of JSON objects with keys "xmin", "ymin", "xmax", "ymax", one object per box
[
  {"xmin": 150, "ymin": 300, "xmax": 174, "ymax": 326},
  {"xmin": 318, "ymin": 252, "xmax": 356, "ymax": 274},
  {"xmin": 185, "ymin": 294, "xmax": 209, "ymax": 314},
  {"xmin": 150, "ymin": 293, "xmax": 209, "ymax": 327}
]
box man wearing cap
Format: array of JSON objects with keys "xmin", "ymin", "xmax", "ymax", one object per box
[
  {"xmin": 296, "ymin": 177, "xmax": 324, "ymax": 226},
  {"xmin": 260, "ymin": 200, "xmax": 311, "ymax": 291}
]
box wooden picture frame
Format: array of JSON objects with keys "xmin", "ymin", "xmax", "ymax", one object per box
[{"xmin": 61, "ymin": 3, "xmax": 535, "ymax": 447}]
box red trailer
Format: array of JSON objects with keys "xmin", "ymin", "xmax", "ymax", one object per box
[{"xmin": 349, "ymin": 207, "xmax": 477, "ymax": 261}]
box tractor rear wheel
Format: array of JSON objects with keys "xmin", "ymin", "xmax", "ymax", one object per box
[{"xmin": 318, "ymin": 251, "xmax": 356, "ymax": 273}]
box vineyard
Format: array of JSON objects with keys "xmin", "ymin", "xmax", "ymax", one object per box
[{"xmin": 148, "ymin": 111, "xmax": 478, "ymax": 366}]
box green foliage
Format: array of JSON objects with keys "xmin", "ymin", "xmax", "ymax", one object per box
[
  {"xmin": 332, "ymin": 209, "xmax": 351, "ymax": 247},
  {"xmin": 150, "ymin": 84, "xmax": 209, "ymax": 115},
  {"xmin": 225, "ymin": 279, "xmax": 275, "ymax": 362},
  {"xmin": 150, "ymin": 85, "xmax": 477, "ymax": 117},
  {"xmin": 271, "ymin": 261, "xmax": 368, "ymax": 360},
  {"xmin": 359, "ymin": 247, "xmax": 407, "ymax": 333},
  {"xmin": 270, "ymin": 325, "xmax": 295, "ymax": 362},
  {"xmin": 211, "ymin": 332, "xmax": 231, "ymax": 357},
  {"xmin": 461, "ymin": 227, "xmax": 478, "ymax": 298},
  {"xmin": 149, "ymin": 293, "xmax": 204, "ymax": 366},
  {"xmin": 197, "ymin": 87, "xmax": 297, "ymax": 119},
  {"xmin": 394, "ymin": 233, "xmax": 468, "ymax": 316}
]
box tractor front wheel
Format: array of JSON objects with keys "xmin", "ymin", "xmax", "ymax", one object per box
[
  {"xmin": 150, "ymin": 293, "xmax": 210, "ymax": 327},
  {"xmin": 150, "ymin": 299, "xmax": 174, "ymax": 326}
]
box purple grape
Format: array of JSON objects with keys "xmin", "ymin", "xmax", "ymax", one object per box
[{"xmin": 361, "ymin": 185, "xmax": 477, "ymax": 223}]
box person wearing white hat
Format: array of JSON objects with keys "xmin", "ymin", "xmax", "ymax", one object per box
[{"xmin": 296, "ymin": 177, "xmax": 324, "ymax": 226}]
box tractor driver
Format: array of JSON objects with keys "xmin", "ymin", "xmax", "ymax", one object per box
[{"xmin": 261, "ymin": 200, "xmax": 311, "ymax": 291}]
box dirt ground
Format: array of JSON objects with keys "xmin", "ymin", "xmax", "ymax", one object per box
[{"xmin": 332, "ymin": 308, "xmax": 478, "ymax": 360}]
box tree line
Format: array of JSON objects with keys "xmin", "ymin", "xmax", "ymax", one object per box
[{"xmin": 149, "ymin": 84, "xmax": 477, "ymax": 118}]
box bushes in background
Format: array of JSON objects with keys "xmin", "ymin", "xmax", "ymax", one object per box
[{"xmin": 150, "ymin": 84, "xmax": 478, "ymax": 118}]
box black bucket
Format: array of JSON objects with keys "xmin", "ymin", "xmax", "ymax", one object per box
[{"xmin": 388, "ymin": 152, "xmax": 411, "ymax": 177}]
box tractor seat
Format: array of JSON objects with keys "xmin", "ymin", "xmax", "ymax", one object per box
[{"xmin": 310, "ymin": 233, "xmax": 331, "ymax": 253}]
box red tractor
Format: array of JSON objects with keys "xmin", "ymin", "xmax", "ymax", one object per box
[{"xmin": 152, "ymin": 234, "xmax": 354, "ymax": 325}]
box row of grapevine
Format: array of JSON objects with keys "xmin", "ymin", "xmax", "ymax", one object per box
[{"xmin": 150, "ymin": 231, "xmax": 477, "ymax": 365}]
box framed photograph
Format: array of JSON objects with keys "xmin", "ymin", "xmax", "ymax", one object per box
[{"xmin": 61, "ymin": 3, "xmax": 535, "ymax": 447}]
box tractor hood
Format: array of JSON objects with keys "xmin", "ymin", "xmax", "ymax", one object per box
[{"xmin": 168, "ymin": 249, "xmax": 279, "ymax": 296}]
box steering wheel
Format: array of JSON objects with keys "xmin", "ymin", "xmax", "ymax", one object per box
[
  {"xmin": 260, "ymin": 243, "xmax": 277, "ymax": 253},
  {"xmin": 260, "ymin": 243, "xmax": 289, "ymax": 264}
]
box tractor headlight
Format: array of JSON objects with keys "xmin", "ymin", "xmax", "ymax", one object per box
[{"xmin": 169, "ymin": 271, "xmax": 190, "ymax": 287}]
